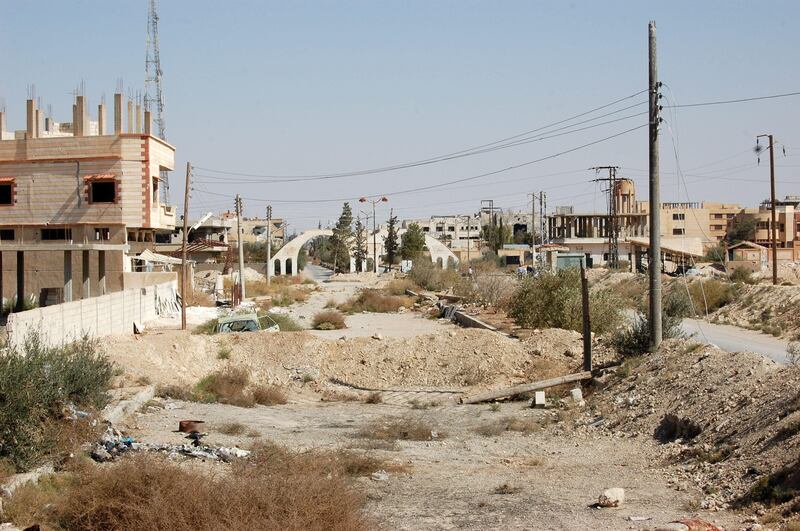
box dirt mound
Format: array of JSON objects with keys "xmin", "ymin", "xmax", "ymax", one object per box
[
  {"xmin": 106, "ymin": 327, "xmax": 590, "ymax": 392},
  {"xmin": 712, "ymin": 283, "xmax": 800, "ymax": 338},
  {"xmin": 587, "ymin": 340, "xmax": 800, "ymax": 512}
]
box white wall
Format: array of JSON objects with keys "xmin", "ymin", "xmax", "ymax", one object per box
[{"xmin": 6, "ymin": 280, "xmax": 177, "ymax": 349}]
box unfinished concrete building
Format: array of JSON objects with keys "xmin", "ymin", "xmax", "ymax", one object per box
[{"xmin": 0, "ymin": 91, "xmax": 176, "ymax": 308}]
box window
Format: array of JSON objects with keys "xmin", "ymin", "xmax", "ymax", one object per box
[
  {"xmin": 447, "ymin": 226, "xmax": 455, "ymax": 232},
  {"xmin": 672, "ymin": 213, "xmax": 685, "ymax": 221},
  {"xmin": 0, "ymin": 229, "xmax": 14, "ymax": 241},
  {"xmin": 42, "ymin": 228, "xmax": 72, "ymax": 241},
  {"xmin": 713, "ymin": 213, "xmax": 724, "ymax": 219},
  {"xmin": 90, "ymin": 180, "xmax": 116, "ymax": 203},
  {"xmin": 422, "ymin": 227, "xmax": 429, "ymax": 232},
  {"xmin": 711, "ymin": 224, "xmax": 724, "ymax": 230},
  {"xmin": 672, "ymin": 228, "xmax": 685, "ymax": 235},
  {"xmin": 152, "ymin": 177, "xmax": 159, "ymax": 203},
  {"xmin": 95, "ymin": 227, "xmax": 110, "ymax": 241},
  {"xmin": 0, "ymin": 183, "xmax": 13, "ymax": 205}
]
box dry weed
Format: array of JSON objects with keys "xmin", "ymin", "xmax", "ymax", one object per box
[
  {"xmin": 357, "ymin": 416, "xmax": 444, "ymax": 441},
  {"xmin": 365, "ymin": 391, "xmax": 383, "ymax": 404},
  {"xmin": 312, "ymin": 310, "xmax": 347, "ymax": 330},
  {"xmin": 5, "ymin": 448, "xmax": 370, "ymax": 531},
  {"xmin": 216, "ymin": 422, "xmax": 248, "ymax": 436},
  {"xmin": 252, "ymin": 384, "xmax": 288, "ymax": 406},
  {"xmin": 474, "ymin": 416, "xmax": 540, "ymax": 437},
  {"xmin": 339, "ymin": 289, "xmax": 413, "ymax": 313}
]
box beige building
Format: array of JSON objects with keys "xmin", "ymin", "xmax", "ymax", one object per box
[
  {"xmin": 223, "ymin": 213, "xmax": 285, "ymax": 248},
  {"xmin": 0, "ymin": 92, "xmax": 176, "ymax": 307}
]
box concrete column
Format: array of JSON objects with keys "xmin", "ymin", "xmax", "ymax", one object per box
[
  {"xmin": 135, "ymin": 104, "xmax": 142, "ymax": 133},
  {"xmin": 82, "ymin": 250, "xmax": 90, "ymax": 299},
  {"xmin": 126, "ymin": 100, "xmax": 134, "ymax": 133},
  {"xmin": 75, "ymin": 96, "xmax": 85, "ymax": 137},
  {"xmin": 0, "ymin": 252, "xmax": 3, "ymax": 306},
  {"xmin": 44, "ymin": 116, "xmax": 52, "ymax": 133},
  {"xmin": 64, "ymin": 250, "xmax": 73, "ymax": 302},
  {"xmin": 97, "ymin": 104, "xmax": 106, "ymax": 135},
  {"xmin": 15, "ymin": 251, "xmax": 24, "ymax": 312},
  {"xmin": 114, "ymin": 93, "xmax": 123, "ymax": 134},
  {"xmin": 361, "ymin": 259, "xmax": 367, "ymax": 273},
  {"xmin": 0, "ymin": 111, "xmax": 6, "ymax": 136},
  {"xmin": 26, "ymin": 99, "xmax": 36, "ymax": 139},
  {"xmin": 144, "ymin": 111, "xmax": 152, "ymax": 136},
  {"xmin": 98, "ymin": 250, "xmax": 106, "ymax": 295},
  {"xmin": 36, "ymin": 109, "xmax": 44, "ymax": 137}
]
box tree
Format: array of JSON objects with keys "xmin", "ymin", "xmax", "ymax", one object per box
[
  {"xmin": 353, "ymin": 217, "xmax": 368, "ymax": 272},
  {"xmin": 384, "ymin": 212, "xmax": 399, "ymax": 270},
  {"xmin": 400, "ymin": 222, "xmax": 426, "ymax": 260},
  {"xmin": 726, "ymin": 215, "xmax": 757, "ymax": 244},
  {"xmin": 330, "ymin": 202, "xmax": 353, "ymax": 272},
  {"xmin": 481, "ymin": 220, "xmax": 512, "ymax": 253}
]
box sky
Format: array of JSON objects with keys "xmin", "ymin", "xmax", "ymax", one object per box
[{"xmin": 1, "ymin": 0, "xmax": 799, "ymax": 232}]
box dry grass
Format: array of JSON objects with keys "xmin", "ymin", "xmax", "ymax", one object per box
[
  {"xmin": 215, "ymin": 422, "xmax": 248, "ymax": 436},
  {"xmin": 339, "ymin": 289, "xmax": 413, "ymax": 313},
  {"xmin": 357, "ymin": 415, "xmax": 444, "ymax": 441},
  {"xmin": 384, "ymin": 278, "xmax": 420, "ymax": 296},
  {"xmin": 5, "ymin": 445, "xmax": 370, "ymax": 531},
  {"xmin": 195, "ymin": 367, "xmax": 254, "ymax": 407},
  {"xmin": 474, "ymin": 416, "xmax": 540, "ymax": 437},
  {"xmin": 312, "ymin": 310, "xmax": 347, "ymax": 330},
  {"xmin": 224, "ymin": 277, "xmax": 312, "ymax": 306},
  {"xmin": 493, "ymin": 483, "xmax": 522, "ymax": 495},
  {"xmin": 321, "ymin": 389, "xmax": 361, "ymax": 402},
  {"xmin": 252, "ymin": 384, "xmax": 288, "ymax": 406},
  {"xmin": 365, "ymin": 391, "xmax": 383, "ymax": 404}
]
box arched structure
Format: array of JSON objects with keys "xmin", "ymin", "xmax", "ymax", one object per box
[{"xmin": 270, "ymin": 227, "xmax": 460, "ymax": 277}]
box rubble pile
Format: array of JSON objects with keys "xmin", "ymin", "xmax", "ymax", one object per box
[
  {"xmin": 585, "ymin": 340, "xmax": 800, "ymax": 512},
  {"xmin": 711, "ymin": 283, "xmax": 800, "ymax": 338}
]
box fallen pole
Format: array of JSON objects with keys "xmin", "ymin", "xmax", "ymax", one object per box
[{"xmin": 459, "ymin": 371, "xmax": 592, "ymax": 404}]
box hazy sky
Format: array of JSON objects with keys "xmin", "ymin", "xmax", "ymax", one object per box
[{"xmin": 2, "ymin": 1, "xmax": 799, "ymax": 231}]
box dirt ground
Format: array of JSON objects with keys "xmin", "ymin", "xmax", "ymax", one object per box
[{"xmin": 88, "ymin": 271, "xmax": 800, "ymax": 529}]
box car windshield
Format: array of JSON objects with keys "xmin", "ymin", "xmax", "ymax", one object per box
[{"xmin": 217, "ymin": 319, "xmax": 259, "ymax": 333}]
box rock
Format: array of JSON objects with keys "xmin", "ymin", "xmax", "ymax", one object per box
[
  {"xmin": 448, "ymin": 330, "xmax": 457, "ymax": 337},
  {"xmin": 372, "ymin": 333, "xmax": 383, "ymax": 340},
  {"xmin": 597, "ymin": 487, "xmax": 625, "ymax": 507},
  {"xmin": 655, "ymin": 525, "xmax": 689, "ymax": 531},
  {"xmin": 569, "ymin": 388, "xmax": 584, "ymax": 404},
  {"xmin": 371, "ymin": 470, "xmax": 389, "ymax": 481}
]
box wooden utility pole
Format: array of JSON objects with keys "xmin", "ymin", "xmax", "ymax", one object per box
[
  {"xmin": 265, "ymin": 204, "xmax": 272, "ymax": 285},
  {"xmin": 757, "ymin": 134, "xmax": 779, "ymax": 285},
  {"xmin": 235, "ymin": 194, "xmax": 246, "ymax": 300},
  {"xmin": 648, "ymin": 21, "xmax": 662, "ymax": 351},
  {"xmin": 180, "ymin": 162, "xmax": 191, "ymax": 330},
  {"xmin": 580, "ymin": 262, "xmax": 592, "ymax": 372}
]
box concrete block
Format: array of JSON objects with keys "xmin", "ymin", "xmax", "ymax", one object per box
[
  {"xmin": 569, "ymin": 388, "xmax": 583, "ymax": 403},
  {"xmin": 532, "ymin": 391, "xmax": 546, "ymax": 408}
]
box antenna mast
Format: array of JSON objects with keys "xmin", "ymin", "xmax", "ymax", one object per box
[{"xmin": 145, "ymin": 0, "xmax": 169, "ymax": 203}]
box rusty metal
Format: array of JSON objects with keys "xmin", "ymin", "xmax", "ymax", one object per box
[{"xmin": 177, "ymin": 420, "xmax": 205, "ymax": 433}]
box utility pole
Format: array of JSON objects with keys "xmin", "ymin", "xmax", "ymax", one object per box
[
  {"xmin": 580, "ymin": 261, "xmax": 592, "ymax": 372},
  {"xmin": 756, "ymin": 134, "xmax": 779, "ymax": 285},
  {"xmin": 529, "ymin": 192, "xmax": 537, "ymax": 266},
  {"xmin": 235, "ymin": 194, "xmax": 246, "ymax": 301},
  {"xmin": 648, "ymin": 20, "xmax": 662, "ymax": 351},
  {"xmin": 180, "ymin": 161, "xmax": 191, "ymax": 330},
  {"xmin": 265, "ymin": 204, "xmax": 272, "ymax": 285},
  {"xmin": 590, "ymin": 166, "xmax": 621, "ymax": 268}
]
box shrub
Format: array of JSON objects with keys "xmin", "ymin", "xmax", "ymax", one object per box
[
  {"xmin": 339, "ymin": 289, "xmax": 412, "ymax": 313},
  {"xmin": 384, "ymin": 278, "xmax": 419, "ymax": 296},
  {"xmin": 611, "ymin": 309, "xmax": 685, "ymax": 356},
  {"xmin": 5, "ymin": 448, "xmax": 370, "ymax": 531},
  {"xmin": 217, "ymin": 347, "xmax": 231, "ymax": 360},
  {"xmin": 357, "ymin": 416, "xmax": 443, "ymax": 441},
  {"xmin": 507, "ymin": 269, "xmax": 623, "ymax": 334},
  {"xmin": 252, "ymin": 384, "xmax": 288, "ymax": 406},
  {"xmin": 407, "ymin": 259, "xmax": 464, "ymax": 292},
  {"xmin": 687, "ymin": 279, "xmax": 738, "ymax": 314},
  {"xmin": 788, "ymin": 342, "xmax": 800, "ymax": 367},
  {"xmin": 194, "ymin": 317, "xmax": 219, "ymax": 335},
  {"xmin": 194, "ymin": 367, "xmax": 254, "ymax": 407},
  {"xmin": 0, "ymin": 333, "xmax": 114, "ymax": 471},
  {"xmin": 730, "ymin": 266, "xmax": 756, "ymax": 284},
  {"xmin": 312, "ymin": 310, "xmax": 346, "ymax": 330},
  {"xmin": 365, "ymin": 391, "xmax": 383, "ymax": 404},
  {"xmin": 263, "ymin": 312, "xmax": 303, "ymax": 332},
  {"xmin": 474, "ymin": 416, "xmax": 539, "ymax": 437}
]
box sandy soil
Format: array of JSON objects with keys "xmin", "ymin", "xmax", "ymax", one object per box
[{"xmin": 125, "ymin": 398, "xmax": 740, "ymax": 530}]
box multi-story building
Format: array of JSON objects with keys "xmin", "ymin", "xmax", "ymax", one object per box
[
  {"xmin": 0, "ymin": 92, "xmax": 176, "ymax": 307},
  {"xmin": 728, "ymin": 196, "xmax": 800, "ymax": 259},
  {"xmin": 223, "ymin": 213, "xmax": 285, "ymax": 248}
]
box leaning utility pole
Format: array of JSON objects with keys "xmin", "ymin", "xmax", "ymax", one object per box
[
  {"xmin": 180, "ymin": 162, "xmax": 191, "ymax": 330},
  {"xmin": 235, "ymin": 194, "xmax": 246, "ymax": 301},
  {"xmin": 265, "ymin": 204, "xmax": 273, "ymax": 285},
  {"xmin": 756, "ymin": 134, "xmax": 779, "ymax": 285},
  {"xmin": 648, "ymin": 21, "xmax": 662, "ymax": 351},
  {"xmin": 591, "ymin": 166, "xmax": 621, "ymax": 268}
]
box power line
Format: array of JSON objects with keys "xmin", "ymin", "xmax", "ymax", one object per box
[
  {"xmin": 663, "ymin": 90, "xmax": 800, "ymax": 108},
  {"xmin": 191, "ymin": 123, "xmax": 647, "ymax": 204}
]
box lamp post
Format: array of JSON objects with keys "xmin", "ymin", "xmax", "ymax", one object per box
[{"xmin": 359, "ymin": 196, "xmax": 388, "ymax": 273}]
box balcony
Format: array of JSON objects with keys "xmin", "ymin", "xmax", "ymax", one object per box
[{"xmin": 153, "ymin": 204, "xmax": 177, "ymax": 229}]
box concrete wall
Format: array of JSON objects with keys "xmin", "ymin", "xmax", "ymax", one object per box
[
  {"xmin": 6, "ymin": 279, "xmax": 177, "ymax": 349},
  {"xmin": 123, "ymin": 271, "xmax": 177, "ymax": 289}
]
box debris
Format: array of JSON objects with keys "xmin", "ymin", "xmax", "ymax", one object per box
[
  {"xmin": 597, "ymin": 487, "xmax": 625, "ymax": 507},
  {"xmin": 178, "ymin": 420, "xmax": 206, "ymax": 433},
  {"xmin": 532, "ymin": 391, "xmax": 546, "ymax": 408},
  {"xmin": 372, "ymin": 333, "xmax": 384, "ymax": 340},
  {"xmin": 371, "ymin": 470, "xmax": 389, "ymax": 481},
  {"xmin": 655, "ymin": 520, "xmax": 723, "ymax": 531},
  {"xmin": 569, "ymin": 387, "xmax": 584, "ymax": 403},
  {"xmin": 628, "ymin": 516, "xmax": 652, "ymax": 522}
]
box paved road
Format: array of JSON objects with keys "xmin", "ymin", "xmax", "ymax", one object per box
[
  {"xmin": 302, "ymin": 264, "xmax": 334, "ymax": 282},
  {"xmin": 681, "ymin": 318, "xmax": 790, "ymax": 365}
]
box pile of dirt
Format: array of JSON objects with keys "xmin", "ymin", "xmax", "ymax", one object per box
[
  {"xmin": 106, "ymin": 328, "xmax": 591, "ymax": 392},
  {"xmin": 711, "ymin": 283, "xmax": 800, "ymax": 338},
  {"xmin": 586, "ymin": 340, "xmax": 800, "ymax": 514}
]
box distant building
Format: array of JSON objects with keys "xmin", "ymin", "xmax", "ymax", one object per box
[{"xmin": 223, "ymin": 213, "xmax": 285, "ymax": 248}]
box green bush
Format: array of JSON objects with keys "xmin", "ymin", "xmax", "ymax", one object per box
[
  {"xmin": 407, "ymin": 259, "xmax": 464, "ymax": 292},
  {"xmin": 0, "ymin": 333, "xmax": 114, "ymax": 470},
  {"xmin": 611, "ymin": 300, "xmax": 686, "ymax": 356},
  {"xmin": 687, "ymin": 279, "xmax": 738, "ymax": 314},
  {"xmin": 506, "ymin": 269, "xmax": 623, "ymax": 335},
  {"xmin": 262, "ymin": 312, "xmax": 303, "ymax": 332}
]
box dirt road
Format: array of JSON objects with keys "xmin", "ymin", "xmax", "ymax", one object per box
[{"xmin": 682, "ymin": 318, "xmax": 790, "ymax": 364}]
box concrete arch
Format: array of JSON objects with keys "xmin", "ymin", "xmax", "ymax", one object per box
[{"xmin": 271, "ymin": 229, "xmax": 333, "ymax": 276}]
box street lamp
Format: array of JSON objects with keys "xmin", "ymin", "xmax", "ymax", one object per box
[{"xmin": 359, "ymin": 196, "xmax": 388, "ymax": 273}]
